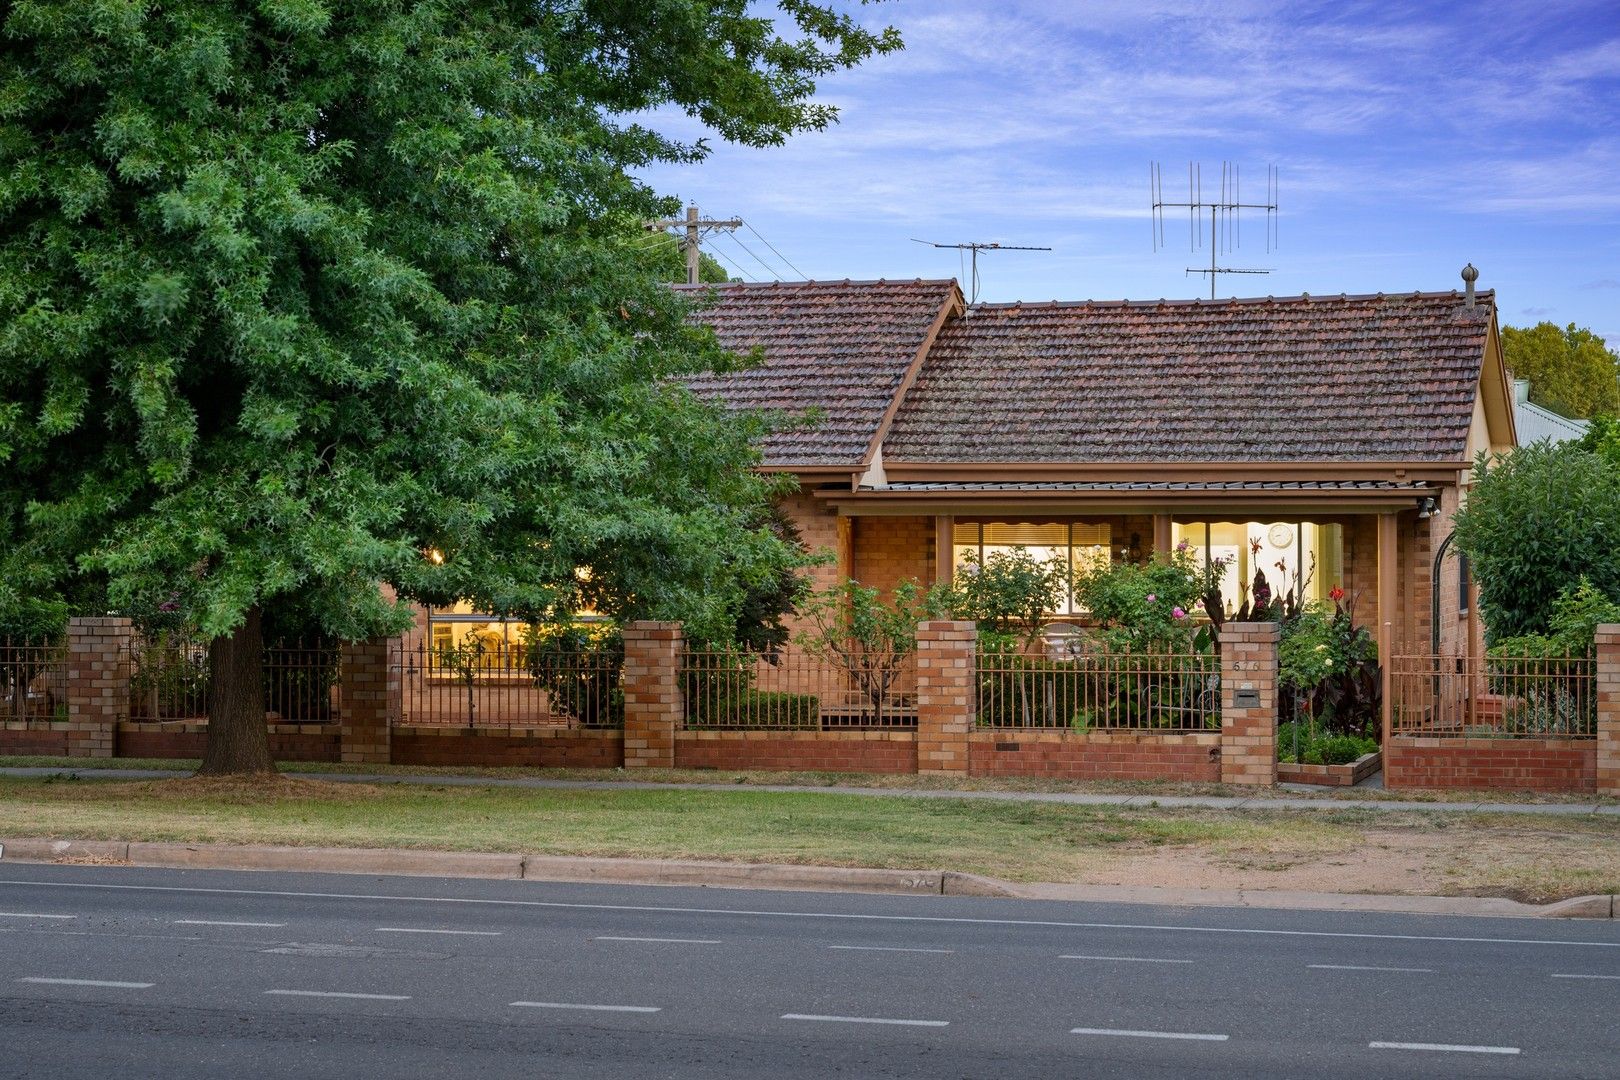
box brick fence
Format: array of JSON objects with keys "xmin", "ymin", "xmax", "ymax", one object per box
[{"xmin": 16, "ymin": 616, "xmax": 1620, "ymax": 794}]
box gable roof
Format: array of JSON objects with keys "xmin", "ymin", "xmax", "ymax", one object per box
[
  {"xmin": 681, "ymin": 279, "xmax": 960, "ymax": 468},
  {"xmin": 882, "ymin": 291, "xmax": 1495, "ymax": 464}
]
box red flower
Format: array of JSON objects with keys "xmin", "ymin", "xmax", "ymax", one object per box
[{"xmin": 1329, "ymin": 585, "xmax": 1345, "ymax": 602}]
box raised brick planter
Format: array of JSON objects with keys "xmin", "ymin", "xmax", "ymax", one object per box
[{"xmin": 1277, "ymin": 750, "xmax": 1381, "ymax": 787}]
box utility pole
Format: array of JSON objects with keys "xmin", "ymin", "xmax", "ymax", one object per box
[{"xmin": 646, "ymin": 204, "xmax": 742, "ymax": 284}]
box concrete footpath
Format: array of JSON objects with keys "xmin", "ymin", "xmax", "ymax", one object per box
[
  {"xmin": 2, "ymin": 764, "xmax": 1618, "ymax": 817},
  {"xmin": 1, "ymin": 835, "xmax": 1615, "ymax": 921}
]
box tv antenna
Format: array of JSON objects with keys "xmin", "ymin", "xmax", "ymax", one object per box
[
  {"xmin": 1151, "ymin": 162, "xmax": 1278, "ymax": 299},
  {"xmin": 911, "ymin": 239, "xmax": 1052, "ymax": 303}
]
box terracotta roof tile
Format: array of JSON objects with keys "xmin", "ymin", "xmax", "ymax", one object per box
[
  {"xmin": 882, "ymin": 291, "xmax": 1494, "ymax": 463},
  {"xmin": 681, "ymin": 279, "xmax": 958, "ymax": 467}
]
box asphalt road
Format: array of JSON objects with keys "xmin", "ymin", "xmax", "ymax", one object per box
[{"xmin": 2, "ymin": 864, "xmax": 1619, "ymax": 1078}]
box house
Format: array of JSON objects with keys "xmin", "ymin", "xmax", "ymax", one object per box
[
  {"xmin": 1511, "ymin": 378, "xmax": 1589, "ymax": 445},
  {"xmin": 681, "ymin": 269, "xmax": 1518, "ymax": 671}
]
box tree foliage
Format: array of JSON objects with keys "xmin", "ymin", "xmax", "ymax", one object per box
[
  {"xmin": 1501, "ymin": 322, "xmax": 1620, "ymax": 419},
  {"xmin": 0, "ymin": 0, "xmax": 899, "ymax": 770},
  {"xmin": 1453, "ymin": 441, "xmax": 1620, "ymax": 642}
]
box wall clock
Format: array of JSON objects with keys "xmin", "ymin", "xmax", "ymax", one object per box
[{"xmin": 1267, "ymin": 523, "xmax": 1294, "ymax": 549}]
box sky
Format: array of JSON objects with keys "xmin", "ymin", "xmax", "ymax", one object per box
[{"xmin": 636, "ymin": 0, "xmax": 1620, "ymax": 343}]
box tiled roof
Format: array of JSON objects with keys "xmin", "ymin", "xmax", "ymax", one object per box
[
  {"xmin": 681, "ymin": 279, "xmax": 958, "ymax": 467},
  {"xmin": 882, "ymin": 291, "xmax": 1494, "ymax": 464},
  {"xmin": 873, "ymin": 480, "xmax": 1436, "ymax": 492}
]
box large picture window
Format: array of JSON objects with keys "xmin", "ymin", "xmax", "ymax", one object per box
[
  {"xmin": 1171, "ymin": 521, "xmax": 1343, "ymax": 617},
  {"xmin": 952, "ymin": 521, "xmax": 1113, "ymax": 615}
]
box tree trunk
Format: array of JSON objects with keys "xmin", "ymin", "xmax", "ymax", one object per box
[{"xmin": 198, "ymin": 605, "xmax": 275, "ymax": 776}]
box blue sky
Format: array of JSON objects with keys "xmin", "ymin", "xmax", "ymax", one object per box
[{"xmin": 637, "ymin": 0, "xmax": 1620, "ymax": 342}]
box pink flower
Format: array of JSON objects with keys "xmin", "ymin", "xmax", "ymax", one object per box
[
  {"xmin": 1146, "ymin": 593, "xmax": 1156, "ymax": 603},
  {"xmin": 1172, "ymin": 607, "xmax": 1187, "ymax": 620},
  {"xmin": 1176, "ymin": 539, "xmax": 1190, "ymax": 552}
]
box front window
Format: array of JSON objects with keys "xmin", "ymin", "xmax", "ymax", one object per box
[
  {"xmin": 952, "ymin": 520, "xmax": 1112, "ymax": 615},
  {"xmin": 1171, "ymin": 520, "xmax": 1344, "ymax": 616},
  {"xmin": 426, "ymin": 603, "xmax": 532, "ymax": 673}
]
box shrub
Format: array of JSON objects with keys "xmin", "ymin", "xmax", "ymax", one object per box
[
  {"xmin": 684, "ymin": 688, "xmax": 820, "ymax": 729},
  {"xmin": 1278, "ymin": 600, "xmax": 1379, "ymax": 737},
  {"xmin": 1071, "ymin": 547, "xmax": 1207, "ymax": 652},
  {"xmin": 1479, "ymin": 579, "xmax": 1619, "ymax": 737},
  {"xmin": 947, "ymin": 549, "xmax": 1068, "ymax": 647},
  {"xmin": 1276, "ymin": 722, "xmax": 1376, "ymax": 765},
  {"xmin": 797, "ymin": 578, "xmax": 948, "ymax": 720},
  {"xmin": 1453, "ymin": 440, "xmax": 1620, "ymax": 642},
  {"xmin": 526, "ymin": 622, "xmax": 624, "ymax": 727}
]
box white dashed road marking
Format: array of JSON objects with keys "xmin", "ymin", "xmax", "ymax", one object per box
[
  {"xmin": 18, "ymin": 978, "xmax": 152, "ymax": 989},
  {"xmin": 1369, "ymin": 1041, "xmax": 1520, "ymax": 1055},
  {"xmin": 511, "ymin": 1002, "xmax": 662, "ymax": 1013},
  {"xmin": 782, "ymin": 1013, "xmax": 948, "ymax": 1028},
  {"xmin": 1071, "ymin": 1027, "xmax": 1227, "ymax": 1042},
  {"xmin": 265, "ymin": 990, "xmax": 411, "ymax": 1001}
]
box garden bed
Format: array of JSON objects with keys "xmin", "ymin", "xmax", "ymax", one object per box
[{"xmin": 1278, "ymin": 750, "xmax": 1381, "ymax": 787}]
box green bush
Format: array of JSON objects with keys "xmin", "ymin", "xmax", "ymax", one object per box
[
  {"xmin": 1071, "ymin": 547, "xmax": 1206, "ymax": 652},
  {"xmin": 526, "ymin": 622, "xmax": 624, "ymax": 728},
  {"xmin": 1276, "ymin": 721, "xmax": 1376, "ymax": 765},
  {"xmin": 1481, "ymin": 579, "xmax": 1619, "ymax": 737},
  {"xmin": 684, "ymin": 689, "xmax": 820, "ymax": 729},
  {"xmin": 1454, "ymin": 441, "xmax": 1620, "ymax": 642}
]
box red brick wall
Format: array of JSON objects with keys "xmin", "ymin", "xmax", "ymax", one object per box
[
  {"xmin": 969, "ymin": 731, "xmax": 1221, "ymax": 782},
  {"xmin": 675, "ymin": 730, "xmax": 915, "ymax": 773},
  {"xmin": 0, "ymin": 722, "xmax": 71, "ymax": 755},
  {"xmin": 853, "ymin": 516, "xmax": 935, "ymax": 595},
  {"xmin": 115, "ymin": 723, "xmax": 341, "ymax": 762},
  {"xmin": 1385, "ymin": 736, "xmax": 1596, "ymax": 792},
  {"xmin": 392, "ymin": 726, "xmax": 623, "ymax": 768}
]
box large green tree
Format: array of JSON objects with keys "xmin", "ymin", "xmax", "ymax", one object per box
[
  {"xmin": 0, "ymin": 0, "xmax": 898, "ymax": 773},
  {"xmin": 1501, "ymin": 321, "xmax": 1620, "ymax": 419}
]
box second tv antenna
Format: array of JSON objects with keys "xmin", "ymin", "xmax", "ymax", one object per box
[
  {"xmin": 911, "ymin": 239, "xmax": 1051, "ymax": 304},
  {"xmin": 1151, "ymin": 162, "xmax": 1278, "ymax": 299}
]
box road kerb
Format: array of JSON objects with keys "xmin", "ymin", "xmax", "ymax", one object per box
[
  {"xmin": 521, "ymin": 854, "xmax": 946, "ymax": 895},
  {"xmin": 0, "ymin": 837, "xmax": 1612, "ymax": 917}
]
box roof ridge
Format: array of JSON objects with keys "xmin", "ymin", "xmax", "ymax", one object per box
[
  {"xmin": 672, "ymin": 277, "xmax": 957, "ymax": 291},
  {"xmin": 964, "ymin": 289, "xmax": 1495, "ymax": 312}
]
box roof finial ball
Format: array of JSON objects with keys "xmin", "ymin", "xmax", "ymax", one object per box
[{"xmin": 1461, "ymin": 262, "xmax": 1479, "ymax": 309}]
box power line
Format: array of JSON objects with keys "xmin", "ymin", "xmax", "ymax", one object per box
[
  {"xmin": 721, "ymin": 231, "xmax": 783, "ymax": 281},
  {"xmin": 704, "ymin": 243, "xmax": 753, "ymax": 282},
  {"xmin": 743, "ymin": 220, "xmax": 808, "ymax": 280}
]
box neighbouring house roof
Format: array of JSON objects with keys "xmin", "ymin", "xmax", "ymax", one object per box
[
  {"xmin": 1511, "ymin": 379, "xmax": 1589, "ymax": 445},
  {"xmin": 680, "ymin": 279, "xmax": 959, "ymax": 467},
  {"xmin": 876, "ymin": 480, "xmax": 1436, "ymax": 493},
  {"xmin": 882, "ymin": 291, "xmax": 1496, "ymax": 464}
]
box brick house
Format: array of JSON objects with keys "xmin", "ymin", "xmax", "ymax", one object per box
[{"xmin": 679, "ymin": 272, "xmax": 1517, "ymax": 684}]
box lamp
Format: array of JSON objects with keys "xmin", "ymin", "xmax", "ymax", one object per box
[{"xmin": 1416, "ymin": 497, "xmax": 1437, "ymax": 520}]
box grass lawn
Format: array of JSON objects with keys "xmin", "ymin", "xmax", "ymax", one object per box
[
  {"xmin": 2, "ymin": 754, "xmax": 1612, "ymax": 805},
  {"xmin": 2, "ymin": 773, "xmax": 1618, "ymax": 902}
]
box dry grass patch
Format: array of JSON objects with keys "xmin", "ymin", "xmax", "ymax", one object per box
[{"xmin": 1, "ymin": 776, "xmax": 1617, "ymax": 901}]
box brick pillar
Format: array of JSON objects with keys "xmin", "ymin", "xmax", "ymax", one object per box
[
  {"xmin": 64, "ymin": 616, "xmax": 131, "ymax": 758},
  {"xmin": 916, "ymin": 620, "xmax": 975, "ymax": 775},
  {"xmin": 340, "ymin": 637, "xmax": 399, "ymax": 764},
  {"xmin": 1597, "ymin": 624, "xmax": 1620, "ymax": 796},
  {"xmin": 623, "ymin": 621, "xmax": 682, "ymax": 769},
  {"xmin": 1220, "ymin": 621, "xmax": 1279, "ymax": 786}
]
